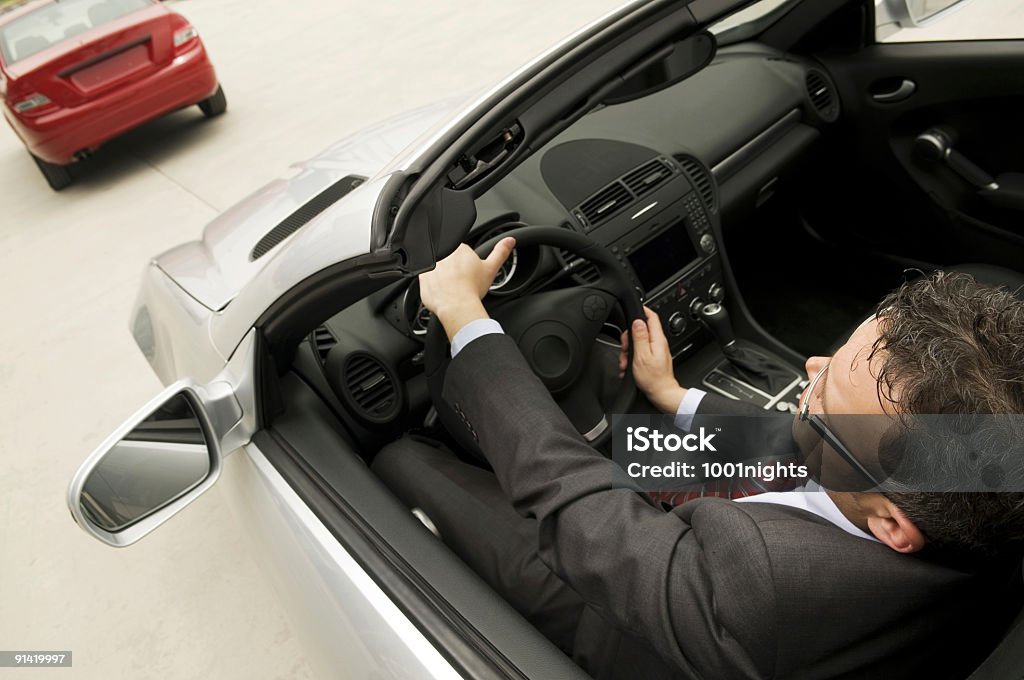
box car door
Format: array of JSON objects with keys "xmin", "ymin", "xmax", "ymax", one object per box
[{"xmin": 800, "ymin": 0, "xmax": 1024, "ymax": 270}]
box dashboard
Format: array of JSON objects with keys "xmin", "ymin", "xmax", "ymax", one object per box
[{"xmin": 297, "ymin": 43, "xmax": 840, "ymax": 440}]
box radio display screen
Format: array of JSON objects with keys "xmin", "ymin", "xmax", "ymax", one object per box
[{"xmin": 627, "ymin": 220, "xmax": 699, "ymax": 293}]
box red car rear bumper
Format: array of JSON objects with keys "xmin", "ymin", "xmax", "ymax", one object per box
[{"xmin": 4, "ymin": 41, "xmax": 218, "ymax": 165}]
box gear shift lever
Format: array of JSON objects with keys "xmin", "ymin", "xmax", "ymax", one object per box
[
  {"xmin": 698, "ymin": 303, "xmax": 736, "ymax": 351},
  {"xmin": 699, "ymin": 301, "xmax": 794, "ymax": 395}
]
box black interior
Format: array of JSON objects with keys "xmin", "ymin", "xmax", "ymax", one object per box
[{"xmin": 256, "ymin": 0, "xmax": 1024, "ymax": 676}]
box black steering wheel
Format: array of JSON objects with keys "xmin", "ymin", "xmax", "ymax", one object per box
[{"xmin": 425, "ymin": 226, "xmax": 646, "ymax": 458}]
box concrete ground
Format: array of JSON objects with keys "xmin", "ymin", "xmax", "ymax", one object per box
[
  {"xmin": 0, "ymin": 0, "xmax": 1020, "ymax": 678},
  {"xmin": 886, "ymin": 0, "xmax": 1024, "ymax": 41},
  {"xmin": 0, "ymin": 1, "xmax": 623, "ymax": 678}
]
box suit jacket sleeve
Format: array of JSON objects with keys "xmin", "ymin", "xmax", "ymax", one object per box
[
  {"xmin": 443, "ymin": 334, "xmax": 778, "ymax": 679},
  {"xmin": 693, "ymin": 391, "xmax": 799, "ymax": 463}
]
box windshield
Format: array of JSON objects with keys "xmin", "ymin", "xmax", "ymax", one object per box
[
  {"xmin": 0, "ymin": 0, "xmax": 152, "ymax": 65},
  {"xmin": 709, "ymin": 0, "xmax": 800, "ymax": 40}
]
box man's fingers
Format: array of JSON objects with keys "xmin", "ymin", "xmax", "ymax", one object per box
[
  {"xmin": 632, "ymin": 318, "xmax": 651, "ymax": 359},
  {"xmin": 644, "ymin": 307, "xmax": 669, "ymax": 351},
  {"xmin": 483, "ymin": 237, "xmax": 516, "ymax": 275},
  {"xmin": 618, "ymin": 331, "xmax": 630, "ymax": 375}
]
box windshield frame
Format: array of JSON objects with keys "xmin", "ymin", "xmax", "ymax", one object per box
[{"xmin": 710, "ymin": 0, "xmax": 803, "ymax": 46}]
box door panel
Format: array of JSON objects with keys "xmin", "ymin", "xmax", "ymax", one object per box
[
  {"xmin": 807, "ymin": 40, "xmax": 1024, "ymax": 268},
  {"xmin": 247, "ymin": 372, "xmax": 588, "ymax": 680}
]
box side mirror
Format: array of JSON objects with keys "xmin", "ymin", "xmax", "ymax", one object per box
[
  {"xmin": 880, "ymin": 0, "xmax": 972, "ymax": 29},
  {"xmin": 68, "ymin": 380, "xmax": 240, "ymax": 547}
]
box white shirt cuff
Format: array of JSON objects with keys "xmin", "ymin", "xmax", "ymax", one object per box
[
  {"xmin": 450, "ymin": 318, "xmax": 505, "ymax": 357},
  {"xmin": 673, "ymin": 388, "xmax": 707, "ymax": 432}
]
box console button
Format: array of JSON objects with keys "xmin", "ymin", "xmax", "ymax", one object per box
[
  {"xmin": 700, "ymin": 234, "xmax": 716, "ymax": 254},
  {"xmin": 708, "ymin": 283, "xmax": 725, "ymax": 303},
  {"xmin": 689, "ymin": 297, "xmax": 705, "ymax": 318},
  {"xmin": 668, "ymin": 313, "xmax": 687, "ymax": 336},
  {"xmin": 776, "ymin": 401, "xmax": 798, "ymax": 414}
]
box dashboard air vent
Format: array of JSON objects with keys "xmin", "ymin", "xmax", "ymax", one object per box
[
  {"xmin": 577, "ymin": 181, "xmax": 632, "ymax": 227},
  {"xmin": 559, "ymin": 249, "xmax": 602, "ymax": 285},
  {"xmin": 342, "ymin": 353, "xmax": 399, "ymax": 423},
  {"xmin": 676, "ymin": 155, "xmax": 717, "ymax": 215},
  {"xmin": 557, "ymin": 223, "xmax": 601, "ymax": 284},
  {"xmin": 806, "ymin": 70, "xmax": 839, "ymax": 122},
  {"xmin": 311, "ymin": 325, "xmax": 337, "ymax": 364},
  {"xmin": 623, "ymin": 159, "xmax": 672, "ymax": 198}
]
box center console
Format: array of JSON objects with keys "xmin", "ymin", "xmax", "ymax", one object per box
[
  {"xmin": 560, "ymin": 155, "xmax": 725, "ymax": 356},
  {"xmin": 552, "ymin": 149, "xmax": 805, "ymax": 413}
]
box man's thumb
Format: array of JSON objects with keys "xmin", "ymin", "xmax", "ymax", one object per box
[
  {"xmin": 484, "ymin": 237, "xmax": 516, "ymax": 273},
  {"xmin": 632, "ymin": 319, "xmax": 649, "ymax": 348}
]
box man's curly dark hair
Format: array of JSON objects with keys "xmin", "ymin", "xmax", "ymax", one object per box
[{"xmin": 868, "ymin": 271, "xmax": 1024, "ymax": 561}]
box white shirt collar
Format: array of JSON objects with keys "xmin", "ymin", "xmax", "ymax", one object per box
[{"xmin": 735, "ymin": 482, "xmax": 880, "ymax": 543}]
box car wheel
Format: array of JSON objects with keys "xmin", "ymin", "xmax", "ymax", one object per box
[
  {"xmin": 31, "ymin": 154, "xmax": 73, "ymax": 191},
  {"xmin": 198, "ymin": 85, "xmax": 227, "ymax": 118}
]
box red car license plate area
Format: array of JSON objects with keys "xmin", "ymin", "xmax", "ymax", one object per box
[{"xmin": 67, "ymin": 43, "xmax": 153, "ymax": 93}]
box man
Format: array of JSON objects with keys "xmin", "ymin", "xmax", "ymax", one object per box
[{"xmin": 373, "ymin": 237, "xmax": 1024, "ymax": 679}]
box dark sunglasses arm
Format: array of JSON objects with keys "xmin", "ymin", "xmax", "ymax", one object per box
[{"xmin": 807, "ymin": 415, "xmax": 883, "ymax": 488}]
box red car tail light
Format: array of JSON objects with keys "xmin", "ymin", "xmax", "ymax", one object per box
[
  {"xmin": 173, "ymin": 25, "xmax": 199, "ymax": 49},
  {"xmin": 12, "ymin": 93, "xmax": 55, "ymax": 115}
]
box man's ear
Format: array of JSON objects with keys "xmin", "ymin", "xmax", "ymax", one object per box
[{"xmin": 865, "ymin": 497, "xmax": 927, "ymax": 554}]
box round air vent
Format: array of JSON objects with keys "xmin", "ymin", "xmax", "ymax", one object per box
[
  {"xmin": 472, "ymin": 221, "xmax": 538, "ymax": 296},
  {"xmin": 336, "ymin": 352, "xmax": 400, "ymax": 424},
  {"xmin": 805, "ymin": 69, "xmax": 840, "ymax": 123}
]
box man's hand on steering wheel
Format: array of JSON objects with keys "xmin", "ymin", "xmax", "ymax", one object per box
[
  {"xmin": 619, "ymin": 307, "xmax": 687, "ymax": 415},
  {"xmin": 422, "ymin": 226, "xmax": 644, "ymax": 452},
  {"xmin": 419, "ymin": 238, "xmax": 517, "ymax": 342}
]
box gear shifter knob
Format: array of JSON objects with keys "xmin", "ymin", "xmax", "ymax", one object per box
[{"xmin": 699, "ymin": 303, "xmax": 736, "ymax": 350}]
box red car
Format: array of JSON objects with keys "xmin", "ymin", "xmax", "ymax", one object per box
[{"xmin": 0, "ymin": 0, "xmax": 225, "ymax": 190}]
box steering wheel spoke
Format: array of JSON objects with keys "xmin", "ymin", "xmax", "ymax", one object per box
[
  {"xmin": 557, "ymin": 380, "xmax": 609, "ymax": 443},
  {"xmin": 488, "ymin": 286, "xmax": 616, "ymax": 393}
]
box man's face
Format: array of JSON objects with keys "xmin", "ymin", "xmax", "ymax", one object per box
[
  {"xmin": 799, "ymin": 317, "xmax": 929, "ymax": 551},
  {"xmin": 802, "ymin": 317, "xmax": 892, "ymax": 417},
  {"xmin": 798, "ymin": 317, "xmax": 897, "ymax": 489}
]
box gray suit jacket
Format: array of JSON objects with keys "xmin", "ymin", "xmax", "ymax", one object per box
[{"xmin": 443, "ymin": 334, "xmax": 1022, "ymax": 679}]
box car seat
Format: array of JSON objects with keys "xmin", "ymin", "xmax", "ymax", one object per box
[
  {"xmin": 968, "ymin": 565, "xmax": 1024, "ymax": 678},
  {"xmin": 13, "ymin": 36, "xmax": 49, "ymax": 61},
  {"xmin": 63, "ymin": 23, "xmax": 90, "ymax": 39},
  {"xmin": 829, "ymin": 264, "xmax": 1024, "ymax": 355},
  {"xmin": 87, "ymin": 1, "xmax": 120, "ymax": 27}
]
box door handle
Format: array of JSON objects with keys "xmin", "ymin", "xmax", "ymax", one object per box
[
  {"xmin": 915, "ymin": 127, "xmax": 999, "ymax": 191},
  {"xmin": 872, "ymin": 79, "xmax": 917, "ymax": 103}
]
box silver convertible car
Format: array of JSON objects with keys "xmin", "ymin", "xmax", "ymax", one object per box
[{"xmin": 69, "ymin": 0, "xmax": 1024, "ymax": 677}]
